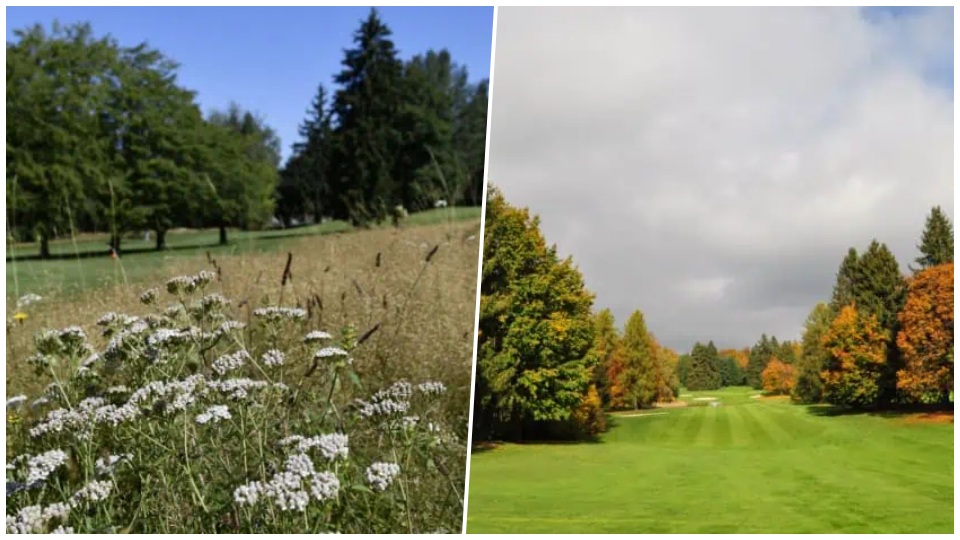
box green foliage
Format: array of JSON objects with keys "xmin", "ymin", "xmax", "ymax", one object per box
[
  {"xmin": 792, "ymin": 303, "xmax": 833, "ymax": 404},
  {"xmin": 686, "ymin": 341, "xmax": 721, "ymax": 391},
  {"xmin": 718, "ymin": 355, "xmax": 744, "ymax": 387},
  {"xmin": 476, "ymin": 188, "xmax": 596, "ymax": 440},
  {"xmin": 677, "ymin": 354, "xmax": 692, "ymax": 388},
  {"xmin": 914, "ymin": 205, "xmax": 953, "ymax": 269},
  {"xmin": 745, "ymin": 334, "xmax": 779, "ymax": 389},
  {"xmin": 620, "ymin": 310, "xmax": 658, "ymax": 409}
]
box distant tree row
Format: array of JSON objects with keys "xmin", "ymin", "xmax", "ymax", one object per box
[
  {"xmin": 277, "ymin": 10, "xmax": 488, "ymax": 226},
  {"xmin": 7, "ymin": 21, "xmax": 280, "ymax": 256}
]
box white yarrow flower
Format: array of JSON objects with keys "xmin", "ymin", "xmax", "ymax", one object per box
[
  {"xmin": 365, "ymin": 462, "xmax": 401, "ymax": 491},
  {"xmin": 261, "ymin": 349, "xmax": 285, "ymax": 367},
  {"xmin": 195, "ymin": 405, "xmax": 231, "ymax": 425},
  {"xmin": 303, "ymin": 330, "xmax": 333, "ymax": 343}
]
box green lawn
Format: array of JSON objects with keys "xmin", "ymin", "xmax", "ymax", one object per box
[
  {"xmin": 466, "ymin": 386, "xmax": 954, "ymax": 533},
  {"xmin": 6, "ymin": 207, "xmax": 481, "ymax": 300}
]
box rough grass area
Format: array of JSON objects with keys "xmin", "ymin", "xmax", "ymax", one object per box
[
  {"xmin": 6, "ymin": 207, "xmax": 481, "ymax": 299},
  {"xmin": 466, "ymin": 386, "xmax": 954, "ymax": 534},
  {"xmin": 6, "ymin": 217, "xmax": 481, "ymax": 533}
]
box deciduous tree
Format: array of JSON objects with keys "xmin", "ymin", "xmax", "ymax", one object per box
[
  {"xmin": 896, "ymin": 263, "xmax": 954, "ymax": 404},
  {"xmin": 761, "ymin": 358, "xmax": 796, "ymax": 395},
  {"xmin": 476, "ymin": 188, "xmax": 596, "ymax": 440},
  {"xmin": 821, "ymin": 305, "xmax": 889, "ymax": 408}
]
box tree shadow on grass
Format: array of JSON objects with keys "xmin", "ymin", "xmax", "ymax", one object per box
[
  {"xmin": 6, "ymin": 226, "xmax": 353, "ymax": 263},
  {"xmin": 805, "ymin": 402, "xmax": 953, "ymax": 420}
]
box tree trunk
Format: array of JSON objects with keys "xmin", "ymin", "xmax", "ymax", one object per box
[
  {"xmin": 39, "ymin": 233, "xmax": 50, "ymax": 259},
  {"xmin": 109, "ymin": 233, "xmax": 121, "ymax": 256},
  {"xmin": 155, "ymin": 229, "xmax": 166, "ymax": 251},
  {"xmin": 219, "ymin": 223, "xmax": 228, "ymax": 245}
]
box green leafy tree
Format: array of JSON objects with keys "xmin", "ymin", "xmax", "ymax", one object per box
[
  {"xmin": 205, "ymin": 104, "xmax": 281, "ymax": 244},
  {"xmin": 914, "ymin": 206, "xmax": 954, "ymax": 269},
  {"xmin": 792, "ymin": 303, "xmax": 834, "ymax": 404},
  {"xmin": 620, "ymin": 310, "xmax": 658, "ymax": 409},
  {"xmin": 746, "ymin": 334, "xmax": 779, "ymax": 389},
  {"xmin": 686, "ymin": 341, "xmax": 722, "ymax": 391},
  {"xmin": 476, "ymin": 188, "xmax": 596, "ymax": 441},
  {"xmin": 7, "ymin": 22, "xmax": 116, "ymax": 257}
]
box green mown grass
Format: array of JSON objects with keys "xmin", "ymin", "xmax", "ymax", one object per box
[
  {"xmin": 466, "ymin": 386, "xmax": 954, "ymax": 533},
  {"xmin": 6, "ymin": 207, "xmax": 481, "ymax": 300}
]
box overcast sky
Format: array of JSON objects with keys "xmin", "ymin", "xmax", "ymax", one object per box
[{"xmin": 488, "ymin": 7, "xmax": 953, "ymax": 352}]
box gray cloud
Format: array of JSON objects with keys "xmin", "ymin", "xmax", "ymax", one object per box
[{"xmin": 488, "ymin": 7, "xmax": 953, "ymax": 352}]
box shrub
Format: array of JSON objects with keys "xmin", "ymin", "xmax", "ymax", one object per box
[
  {"xmin": 572, "ymin": 385, "xmax": 606, "ymax": 437},
  {"xmin": 5, "ymin": 272, "xmax": 463, "ymax": 533}
]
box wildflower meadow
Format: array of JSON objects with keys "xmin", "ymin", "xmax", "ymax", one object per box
[{"xmin": 6, "ymin": 219, "xmax": 479, "ymax": 534}]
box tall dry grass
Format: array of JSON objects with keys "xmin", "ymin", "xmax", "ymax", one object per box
[{"xmin": 5, "ymin": 219, "xmax": 481, "ymax": 533}]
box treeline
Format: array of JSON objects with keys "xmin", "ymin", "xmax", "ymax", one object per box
[
  {"xmin": 475, "ymin": 191, "xmax": 954, "ymax": 442},
  {"xmin": 7, "ymin": 9, "xmax": 488, "ymax": 258},
  {"xmin": 675, "ymin": 206, "xmax": 953, "ymax": 408},
  {"xmin": 7, "ymin": 21, "xmax": 281, "ymax": 256},
  {"xmin": 475, "ymin": 188, "xmax": 683, "ymax": 441}
]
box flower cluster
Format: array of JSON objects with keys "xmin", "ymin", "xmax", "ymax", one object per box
[
  {"xmin": 365, "ymin": 462, "xmax": 401, "ymax": 491},
  {"xmin": 416, "ymin": 381, "xmax": 447, "ymax": 396},
  {"xmin": 195, "ymin": 405, "xmax": 231, "ymax": 425},
  {"xmin": 260, "ymin": 349, "xmax": 285, "ymax": 367},
  {"xmin": 253, "ymin": 306, "xmax": 307, "ymax": 322},
  {"xmin": 304, "ymin": 330, "xmax": 333, "ymax": 344},
  {"xmin": 211, "ymin": 350, "xmax": 250, "ymax": 376},
  {"xmin": 356, "ymin": 381, "xmax": 414, "ymax": 418},
  {"xmin": 234, "ymin": 454, "xmax": 341, "ymax": 511},
  {"xmin": 5, "ymin": 480, "xmax": 113, "ymax": 533},
  {"xmin": 165, "ymin": 271, "xmax": 216, "ymax": 295},
  {"xmin": 16, "ymin": 293, "xmax": 43, "ymax": 309}
]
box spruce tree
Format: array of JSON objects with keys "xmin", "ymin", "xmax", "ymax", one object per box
[
  {"xmin": 329, "ymin": 8, "xmax": 404, "ymax": 224},
  {"xmin": 915, "ymin": 205, "xmax": 954, "ymax": 269},
  {"xmin": 686, "ymin": 341, "xmax": 722, "ymax": 391},
  {"xmin": 746, "ymin": 334, "xmax": 778, "ymax": 389},
  {"xmin": 830, "ymin": 248, "xmax": 859, "ymax": 312}
]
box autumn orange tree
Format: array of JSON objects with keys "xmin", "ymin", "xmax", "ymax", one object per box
[
  {"xmin": 652, "ymin": 338, "xmax": 680, "ymax": 402},
  {"xmin": 591, "ymin": 309, "xmax": 628, "ymax": 409},
  {"xmin": 761, "ymin": 358, "xmax": 796, "ymax": 395},
  {"xmin": 896, "ymin": 263, "xmax": 954, "ymax": 404},
  {"xmin": 820, "ymin": 304, "xmax": 889, "ymax": 408}
]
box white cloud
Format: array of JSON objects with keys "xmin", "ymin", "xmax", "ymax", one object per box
[{"xmin": 488, "ymin": 7, "xmax": 953, "ymax": 351}]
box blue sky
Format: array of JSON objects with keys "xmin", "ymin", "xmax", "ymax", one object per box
[{"xmin": 7, "ymin": 6, "xmax": 494, "ymax": 161}]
